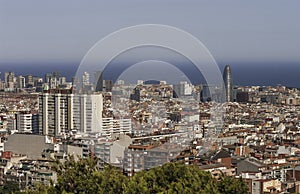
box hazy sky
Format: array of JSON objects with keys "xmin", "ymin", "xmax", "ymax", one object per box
[{"xmin": 1, "ymin": 0, "xmax": 300, "ymax": 65}]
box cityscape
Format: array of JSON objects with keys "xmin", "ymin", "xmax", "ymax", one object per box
[
  {"xmin": 1, "ymin": 65, "xmax": 300, "ymax": 193},
  {"xmin": 1, "ymin": 1, "xmax": 300, "ymax": 194}
]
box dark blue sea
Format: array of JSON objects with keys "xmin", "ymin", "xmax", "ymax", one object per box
[{"xmin": 0, "ymin": 61, "xmax": 299, "ymax": 88}]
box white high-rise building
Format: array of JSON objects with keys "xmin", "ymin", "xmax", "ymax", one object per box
[
  {"xmin": 72, "ymin": 93, "xmax": 103, "ymax": 133},
  {"xmin": 39, "ymin": 93, "xmax": 70, "ymax": 136},
  {"xmin": 17, "ymin": 76, "xmax": 26, "ymax": 88},
  {"xmin": 4, "ymin": 71, "xmax": 14, "ymax": 83},
  {"xmin": 16, "ymin": 113, "xmax": 39, "ymax": 133},
  {"xmin": 39, "ymin": 91, "xmax": 103, "ymax": 136},
  {"xmin": 17, "ymin": 113, "xmax": 32, "ymax": 133}
]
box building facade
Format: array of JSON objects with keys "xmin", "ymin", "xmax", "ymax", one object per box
[
  {"xmin": 223, "ymin": 65, "xmax": 233, "ymax": 102},
  {"xmin": 72, "ymin": 93, "xmax": 103, "ymax": 133},
  {"xmin": 16, "ymin": 113, "xmax": 38, "ymax": 133},
  {"xmin": 39, "ymin": 90, "xmax": 103, "ymax": 136}
]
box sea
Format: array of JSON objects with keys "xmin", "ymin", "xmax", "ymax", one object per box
[{"xmin": 0, "ymin": 61, "xmax": 299, "ymax": 88}]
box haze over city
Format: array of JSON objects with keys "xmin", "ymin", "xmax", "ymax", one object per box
[{"xmin": 1, "ymin": 0, "xmax": 300, "ymax": 87}]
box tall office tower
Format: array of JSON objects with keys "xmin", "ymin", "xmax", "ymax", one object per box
[
  {"xmin": 25, "ymin": 75, "xmax": 34, "ymax": 87},
  {"xmin": 4, "ymin": 72, "xmax": 15, "ymax": 90},
  {"xmin": 39, "ymin": 92, "xmax": 71, "ymax": 136},
  {"xmin": 4, "ymin": 71, "xmax": 15, "ymax": 83},
  {"xmin": 17, "ymin": 76, "xmax": 25, "ymax": 88},
  {"xmin": 72, "ymin": 93, "xmax": 103, "ymax": 133},
  {"xmin": 223, "ymin": 65, "xmax": 233, "ymax": 102},
  {"xmin": 94, "ymin": 71, "xmax": 103, "ymax": 92}
]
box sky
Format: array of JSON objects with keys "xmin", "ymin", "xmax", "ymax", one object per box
[{"xmin": 0, "ymin": 0, "xmax": 300, "ymax": 86}]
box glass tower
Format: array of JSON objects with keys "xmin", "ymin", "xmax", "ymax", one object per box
[{"xmin": 223, "ymin": 65, "xmax": 233, "ymax": 102}]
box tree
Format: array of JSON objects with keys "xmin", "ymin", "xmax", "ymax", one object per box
[
  {"xmin": 51, "ymin": 156, "xmax": 127, "ymax": 194},
  {"xmin": 26, "ymin": 157, "xmax": 248, "ymax": 194},
  {"xmin": 125, "ymin": 162, "xmax": 217, "ymax": 193},
  {"xmin": 96, "ymin": 166, "xmax": 128, "ymax": 194},
  {"xmin": 53, "ymin": 156, "xmax": 100, "ymax": 193},
  {"xmin": 0, "ymin": 181, "xmax": 21, "ymax": 194},
  {"xmin": 217, "ymin": 174, "xmax": 249, "ymax": 194},
  {"xmin": 26, "ymin": 182, "xmax": 56, "ymax": 194}
]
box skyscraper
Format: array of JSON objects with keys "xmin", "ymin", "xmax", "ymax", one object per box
[
  {"xmin": 25, "ymin": 75, "xmax": 34, "ymax": 87},
  {"xmin": 16, "ymin": 112, "xmax": 39, "ymax": 133},
  {"xmin": 4, "ymin": 71, "xmax": 15, "ymax": 90},
  {"xmin": 38, "ymin": 92, "xmax": 70, "ymax": 136},
  {"xmin": 223, "ymin": 65, "xmax": 233, "ymax": 102},
  {"xmin": 38, "ymin": 89, "xmax": 103, "ymax": 136},
  {"xmin": 4, "ymin": 71, "xmax": 15, "ymax": 83},
  {"xmin": 72, "ymin": 93, "xmax": 103, "ymax": 133},
  {"xmin": 17, "ymin": 76, "xmax": 25, "ymax": 88}
]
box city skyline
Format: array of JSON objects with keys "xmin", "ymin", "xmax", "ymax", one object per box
[
  {"xmin": 1, "ymin": 62, "xmax": 300, "ymax": 88},
  {"xmin": 2, "ymin": 1, "xmax": 300, "ymax": 193}
]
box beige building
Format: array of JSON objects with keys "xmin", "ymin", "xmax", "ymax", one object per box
[{"xmin": 4, "ymin": 134, "xmax": 54, "ymax": 159}]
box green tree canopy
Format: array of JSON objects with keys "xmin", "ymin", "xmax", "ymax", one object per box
[
  {"xmin": 26, "ymin": 157, "xmax": 248, "ymax": 194},
  {"xmin": 0, "ymin": 181, "xmax": 21, "ymax": 194}
]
